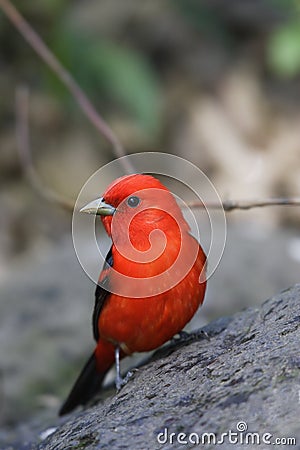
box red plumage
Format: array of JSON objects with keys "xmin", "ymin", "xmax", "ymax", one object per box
[{"xmin": 59, "ymin": 174, "xmax": 206, "ymax": 415}]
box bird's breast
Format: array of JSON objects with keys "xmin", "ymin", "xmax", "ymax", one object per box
[{"xmin": 98, "ymin": 233, "xmax": 206, "ymax": 352}]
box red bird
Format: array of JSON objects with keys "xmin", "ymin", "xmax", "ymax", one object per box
[{"xmin": 59, "ymin": 174, "xmax": 206, "ymax": 415}]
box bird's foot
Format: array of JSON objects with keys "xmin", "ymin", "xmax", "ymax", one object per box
[
  {"xmin": 171, "ymin": 330, "xmax": 191, "ymax": 344},
  {"xmin": 171, "ymin": 329, "xmax": 210, "ymax": 345},
  {"xmin": 115, "ymin": 372, "xmax": 123, "ymax": 392},
  {"xmin": 184, "ymin": 329, "xmax": 210, "ymax": 341},
  {"xmin": 197, "ymin": 329, "xmax": 210, "ymax": 341},
  {"xmin": 116, "ymin": 369, "xmax": 138, "ymax": 392}
]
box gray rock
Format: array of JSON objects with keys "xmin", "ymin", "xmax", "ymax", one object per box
[
  {"xmin": 1, "ymin": 223, "xmax": 298, "ymax": 431},
  {"xmin": 1, "ymin": 222, "xmax": 300, "ymax": 449},
  {"xmin": 28, "ymin": 284, "xmax": 300, "ymax": 450}
]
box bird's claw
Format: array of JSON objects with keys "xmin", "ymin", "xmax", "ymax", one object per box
[
  {"xmin": 171, "ymin": 330, "xmax": 191, "ymax": 344},
  {"xmin": 116, "ymin": 369, "xmax": 137, "ymax": 392},
  {"xmin": 198, "ymin": 329, "xmax": 210, "ymax": 341},
  {"xmin": 171, "ymin": 329, "xmax": 210, "ymax": 345}
]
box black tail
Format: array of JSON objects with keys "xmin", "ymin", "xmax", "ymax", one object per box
[{"xmin": 59, "ymin": 352, "xmax": 106, "ymax": 416}]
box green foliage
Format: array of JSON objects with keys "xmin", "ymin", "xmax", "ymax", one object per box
[
  {"xmin": 45, "ymin": 26, "xmax": 162, "ymax": 137},
  {"xmin": 172, "ymin": 0, "xmax": 231, "ymax": 42},
  {"xmin": 86, "ymin": 41, "xmax": 162, "ymax": 136},
  {"xmin": 13, "ymin": 0, "xmax": 68, "ymax": 20},
  {"xmin": 268, "ymin": 20, "xmax": 300, "ymax": 78},
  {"xmin": 28, "ymin": 0, "xmax": 66, "ymax": 16}
]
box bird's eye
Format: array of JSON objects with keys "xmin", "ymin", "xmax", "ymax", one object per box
[{"xmin": 127, "ymin": 196, "xmax": 141, "ymax": 208}]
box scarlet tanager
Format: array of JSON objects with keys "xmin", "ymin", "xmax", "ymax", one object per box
[{"xmin": 59, "ymin": 174, "xmax": 206, "ymax": 415}]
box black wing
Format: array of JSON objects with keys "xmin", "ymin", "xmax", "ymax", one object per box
[{"xmin": 92, "ymin": 246, "xmax": 113, "ymax": 341}]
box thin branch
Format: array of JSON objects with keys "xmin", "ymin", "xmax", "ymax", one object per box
[
  {"xmin": 16, "ymin": 86, "xmax": 75, "ymax": 212},
  {"xmin": 6, "ymin": 1, "xmax": 300, "ymax": 214},
  {"xmin": 0, "ymin": 0, "xmax": 135, "ymax": 175},
  {"xmin": 15, "ymin": 88, "xmax": 300, "ymax": 213},
  {"xmin": 185, "ymin": 198, "xmax": 300, "ymax": 211},
  {"xmin": 15, "ymin": 88, "xmax": 300, "ymax": 214}
]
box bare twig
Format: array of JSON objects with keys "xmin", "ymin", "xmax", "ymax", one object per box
[
  {"xmin": 16, "ymin": 86, "xmax": 75, "ymax": 211},
  {"xmin": 185, "ymin": 198, "xmax": 300, "ymax": 211},
  {"xmin": 0, "ymin": 0, "xmax": 135, "ymax": 175},
  {"xmin": 14, "ymin": 87, "xmax": 300, "ymax": 213},
  {"xmin": 5, "ymin": 0, "xmax": 300, "ymax": 214}
]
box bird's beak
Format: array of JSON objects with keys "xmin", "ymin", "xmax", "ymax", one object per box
[{"xmin": 80, "ymin": 197, "xmax": 116, "ymax": 216}]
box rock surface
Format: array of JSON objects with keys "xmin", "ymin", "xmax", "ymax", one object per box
[{"xmin": 22, "ymin": 284, "xmax": 300, "ymax": 450}]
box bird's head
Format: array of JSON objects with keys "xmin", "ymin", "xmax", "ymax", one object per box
[{"xmin": 80, "ymin": 174, "xmax": 190, "ymax": 248}]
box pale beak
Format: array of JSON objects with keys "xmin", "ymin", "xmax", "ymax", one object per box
[{"xmin": 80, "ymin": 197, "xmax": 116, "ymax": 216}]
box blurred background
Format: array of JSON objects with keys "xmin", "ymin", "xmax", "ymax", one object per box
[{"xmin": 1, "ymin": 0, "xmax": 300, "ymax": 445}]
